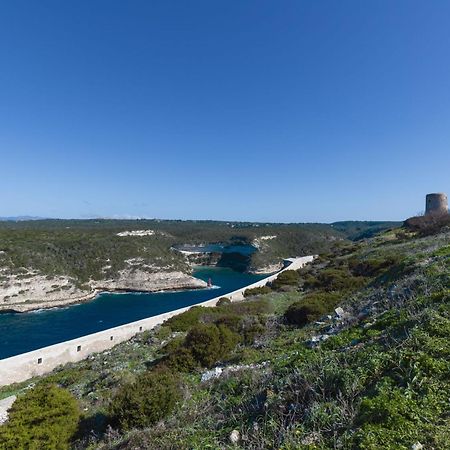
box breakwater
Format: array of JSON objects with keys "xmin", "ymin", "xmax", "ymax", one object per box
[{"xmin": 0, "ymin": 256, "xmax": 314, "ymax": 387}]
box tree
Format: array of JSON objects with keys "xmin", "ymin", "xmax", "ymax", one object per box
[
  {"xmin": 185, "ymin": 323, "xmax": 239, "ymax": 368},
  {"xmin": 0, "ymin": 385, "xmax": 80, "ymax": 450},
  {"xmin": 109, "ymin": 368, "xmax": 181, "ymax": 431}
]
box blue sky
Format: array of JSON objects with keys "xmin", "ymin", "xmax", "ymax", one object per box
[{"xmin": 0, "ymin": 1, "xmax": 449, "ymax": 222}]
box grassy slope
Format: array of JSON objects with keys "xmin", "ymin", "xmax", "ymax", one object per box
[
  {"xmin": 1, "ymin": 224, "xmax": 448, "ymax": 449},
  {"xmin": 330, "ymin": 220, "xmax": 401, "ymax": 240}
]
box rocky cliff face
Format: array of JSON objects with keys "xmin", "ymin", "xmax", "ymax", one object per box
[
  {"xmin": 182, "ymin": 252, "xmax": 222, "ymax": 267},
  {"xmin": 92, "ymin": 269, "xmax": 207, "ymax": 293},
  {"xmin": 181, "ymin": 250, "xmax": 254, "ymax": 273},
  {"xmin": 0, "ymin": 268, "xmax": 207, "ymax": 313}
]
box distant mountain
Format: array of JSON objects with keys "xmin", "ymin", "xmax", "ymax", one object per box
[{"xmin": 0, "ymin": 216, "xmax": 46, "ymax": 222}]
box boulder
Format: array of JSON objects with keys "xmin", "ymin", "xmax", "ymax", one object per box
[
  {"xmin": 230, "ymin": 429, "xmax": 240, "ymax": 444},
  {"xmin": 201, "ymin": 367, "xmax": 223, "ymax": 382}
]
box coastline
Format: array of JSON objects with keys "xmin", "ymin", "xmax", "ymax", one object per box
[
  {"xmin": 0, "ymin": 256, "xmax": 315, "ymax": 387},
  {"xmin": 0, "ymin": 272, "xmax": 207, "ymax": 314},
  {"xmin": 0, "ymin": 264, "xmax": 284, "ymax": 314}
]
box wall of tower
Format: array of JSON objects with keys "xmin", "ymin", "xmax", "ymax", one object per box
[{"xmin": 425, "ymin": 193, "xmax": 448, "ymax": 215}]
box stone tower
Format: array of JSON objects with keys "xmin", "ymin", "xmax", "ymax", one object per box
[{"xmin": 425, "ymin": 193, "xmax": 448, "ymax": 215}]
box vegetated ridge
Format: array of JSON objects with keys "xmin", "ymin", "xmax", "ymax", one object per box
[{"xmin": 0, "ymin": 219, "xmax": 398, "ymax": 312}]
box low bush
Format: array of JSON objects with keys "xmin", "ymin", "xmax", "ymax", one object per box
[
  {"xmin": 244, "ymin": 286, "xmax": 271, "ymax": 297},
  {"xmin": 284, "ymin": 291, "xmax": 341, "ymax": 326},
  {"xmin": 164, "ymin": 346, "xmax": 198, "ymax": 373},
  {"xmin": 215, "ymin": 313, "xmax": 265, "ymax": 345},
  {"xmin": 349, "ymin": 255, "xmax": 401, "ymax": 277},
  {"xmin": 164, "ymin": 306, "xmax": 206, "ymax": 331},
  {"xmin": 305, "ymin": 291, "xmax": 342, "ymax": 308},
  {"xmin": 239, "ymin": 315, "xmax": 266, "ymax": 345},
  {"xmin": 214, "ymin": 314, "xmax": 241, "ymax": 333},
  {"xmin": 302, "ymin": 273, "xmax": 320, "ymax": 289},
  {"xmin": 404, "ymin": 213, "xmax": 450, "ymax": 236},
  {"xmin": 352, "ymin": 379, "xmax": 429, "ymax": 448},
  {"xmin": 161, "ymin": 335, "xmax": 185, "ymax": 354},
  {"xmin": 285, "ymin": 299, "xmax": 328, "ymax": 326},
  {"xmin": 314, "ymin": 268, "xmax": 365, "ymax": 292},
  {"xmin": 220, "ymin": 298, "xmax": 273, "ymax": 316},
  {"xmin": 216, "ymin": 297, "xmax": 231, "ymax": 306},
  {"xmin": 271, "ymin": 270, "xmax": 300, "ymax": 289},
  {"xmin": 185, "ymin": 323, "xmax": 240, "ymax": 368},
  {"xmin": 154, "ymin": 325, "xmax": 172, "ymax": 341},
  {"xmin": 109, "ymin": 368, "xmax": 181, "ymax": 431},
  {"xmin": 161, "ymin": 300, "xmax": 271, "ymax": 371},
  {"xmin": 375, "ymin": 260, "xmax": 415, "ymax": 285},
  {"xmin": 0, "ymin": 385, "xmax": 80, "ymax": 450},
  {"xmin": 41, "ymin": 367, "xmax": 88, "ymax": 388}
]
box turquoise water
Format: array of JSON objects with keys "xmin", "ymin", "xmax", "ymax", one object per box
[{"xmin": 0, "ymin": 267, "xmax": 265, "ymax": 359}]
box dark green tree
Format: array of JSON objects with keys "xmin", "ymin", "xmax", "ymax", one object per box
[
  {"xmin": 109, "ymin": 368, "xmax": 181, "ymax": 431},
  {"xmin": 0, "ymin": 385, "xmax": 80, "ymax": 450}
]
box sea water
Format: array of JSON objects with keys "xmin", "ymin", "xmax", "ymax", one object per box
[{"xmin": 0, "ymin": 267, "xmax": 265, "ymax": 359}]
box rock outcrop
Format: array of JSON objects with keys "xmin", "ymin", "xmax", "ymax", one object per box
[{"xmin": 0, "ymin": 269, "xmax": 207, "ymax": 313}]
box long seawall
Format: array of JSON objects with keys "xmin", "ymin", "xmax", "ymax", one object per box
[{"xmin": 0, "ymin": 256, "xmax": 314, "ymax": 387}]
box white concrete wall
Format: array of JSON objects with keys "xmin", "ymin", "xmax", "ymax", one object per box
[{"xmin": 0, "ymin": 256, "xmax": 314, "ymax": 387}]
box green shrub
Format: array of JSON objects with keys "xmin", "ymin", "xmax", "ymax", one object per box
[
  {"xmin": 220, "ymin": 298, "xmax": 273, "ymax": 316},
  {"xmin": 349, "ymin": 256, "xmax": 400, "ymax": 277},
  {"xmin": 353, "ymin": 381, "xmax": 424, "ymax": 448},
  {"xmin": 272, "ymin": 270, "xmax": 300, "ymax": 289},
  {"xmin": 214, "ymin": 314, "xmax": 241, "ymax": 333},
  {"xmin": 41, "ymin": 367, "xmax": 87, "ymax": 388},
  {"xmin": 0, "ymin": 385, "xmax": 80, "ymax": 450},
  {"xmin": 215, "ymin": 313, "xmax": 265, "ymax": 345},
  {"xmin": 239, "ymin": 315, "xmax": 266, "ymax": 345},
  {"xmin": 315, "ymin": 268, "xmax": 364, "ymax": 292},
  {"xmin": 305, "ymin": 291, "xmax": 341, "ymax": 308},
  {"xmin": 109, "ymin": 368, "xmax": 181, "ymax": 431},
  {"xmin": 302, "ymin": 273, "xmax": 320, "ymax": 289},
  {"xmin": 164, "ymin": 320, "xmax": 242, "ymax": 372},
  {"xmin": 285, "ymin": 299, "xmax": 327, "ymax": 326},
  {"xmin": 164, "ymin": 306, "xmax": 206, "ymax": 331},
  {"xmin": 154, "ymin": 325, "xmax": 172, "ymax": 341},
  {"xmin": 216, "ymin": 297, "xmax": 231, "ymax": 306},
  {"xmin": 244, "ymin": 286, "xmax": 271, "ymax": 297},
  {"xmin": 185, "ymin": 324, "xmax": 240, "ymax": 368},
  {"xmin": 162, "ymin": 308, "xmax": 261, "ymax": 371},
  {"xmin": 284, "ymin": 292, "xmax": 340, "ymax": 326},
  {"xmin": 161, "ymin": 335, "xmax": 185, "ymax": 354},
  {"xmin": 163, "ymin": 346, "xmax": 198, "ymax": 372}
]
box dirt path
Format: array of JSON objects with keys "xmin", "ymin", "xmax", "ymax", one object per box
[{"xmin": 0, "ymin": 395, "xmax": 16, "ymax": 424}]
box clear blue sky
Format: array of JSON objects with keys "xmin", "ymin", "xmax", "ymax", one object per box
[{"xmin": 1, "ymin": 1, "xmax": 449, "ymax": 222}]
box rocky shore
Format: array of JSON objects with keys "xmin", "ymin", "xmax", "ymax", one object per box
[
  {"xmin": 250, "ymin": 262, "xmax": 283, "ymax": 274},
  {"xmin": 0, "ymin": 269, "xmax": 207, "ymax": 313}
]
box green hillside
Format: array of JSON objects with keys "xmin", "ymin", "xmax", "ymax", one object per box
[
  {"xmin": 0, "ymin": 219, "xmax": 399, "ymax": 281},
  {"xmin": 1, "ymin": 219, "xmax": 448, "ymax": 449}
]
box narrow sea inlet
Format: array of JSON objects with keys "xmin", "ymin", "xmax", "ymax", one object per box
[{"xmin": 0, "ymin": 268, "xmax": 266, "ymax": 360}]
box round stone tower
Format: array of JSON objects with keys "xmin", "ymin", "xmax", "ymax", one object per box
[{"xmin": 425, "ymin": 193, "xmax": 448, "ymax": 215}]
